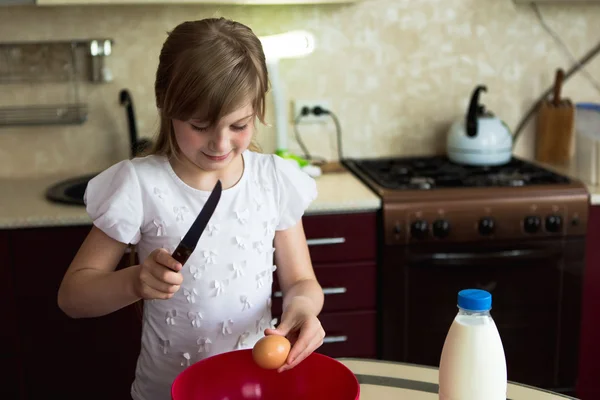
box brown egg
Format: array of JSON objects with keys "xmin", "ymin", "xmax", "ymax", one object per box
[{"xmin": 252, "ymin": 335, "xmax": 291, "ymax": 370}]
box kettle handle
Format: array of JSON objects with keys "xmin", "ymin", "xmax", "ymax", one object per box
[{"xmin": 466, "ymin": 85, "xmax": 487, "ymax": 137}]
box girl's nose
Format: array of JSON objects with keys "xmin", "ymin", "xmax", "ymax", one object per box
[{"xmin": 210, "ymin": 129, "xmax": 230, "ymax": 152}]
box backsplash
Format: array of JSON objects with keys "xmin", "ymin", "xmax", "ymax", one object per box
[{"xmin": 1, "ymin": 0, "xmax": 600, "ymax": 178}]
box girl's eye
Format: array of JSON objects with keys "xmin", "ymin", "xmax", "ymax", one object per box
[
  {"xmin": 231, "ymin": 124, "xmax": 248, "ymax": 132},
  {"xmin": 190, "ymin": 124, "xmax": 209, "ymax": 132}
]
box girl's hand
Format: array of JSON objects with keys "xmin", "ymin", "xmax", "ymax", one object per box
[
  {"xmin": 134, "ymin": 248, "xmax": 183, "ymax": 300},
  {"xmin": 264, "ymin": 297, "xmax": 325, "ymax": 373}
]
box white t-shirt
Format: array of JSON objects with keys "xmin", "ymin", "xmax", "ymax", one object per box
[{"xmin": 83, "ymin": 150, "xmax": 318, "ymax": 400}]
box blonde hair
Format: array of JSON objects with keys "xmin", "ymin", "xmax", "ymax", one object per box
[{"xmin": 149, "ymin": 18, "xmax": 268, "ymax": 158}]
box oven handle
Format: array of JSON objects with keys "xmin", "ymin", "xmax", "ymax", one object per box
[{"xmin": 408, "ymin": 248, "xmax": 560, "ymax": 264}]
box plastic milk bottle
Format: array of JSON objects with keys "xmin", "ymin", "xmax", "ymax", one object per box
[{"xmin": 438, "ymin": 289, "xmax": 507, "ymax": 400}]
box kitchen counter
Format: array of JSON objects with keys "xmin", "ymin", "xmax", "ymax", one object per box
[
  {"xmin": 339, "ymin": 358, "xmax": 576, "ymax": 399},
  {"xmin": 0, "ymin": 170, "xmax": 381, "ymax": 229},
  {"xmin": 532, "ymin": 159, "xmax": 600, "ymax": 206},
  {"xmin": 584, "ymin": 184, "xmax": 600, "ymax": 205}
]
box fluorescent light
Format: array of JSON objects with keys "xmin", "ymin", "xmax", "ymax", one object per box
[{"xmin": 260, "ymin": 30, "xmax": 315, "ymax": 61}]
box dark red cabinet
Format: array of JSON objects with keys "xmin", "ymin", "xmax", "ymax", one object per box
[
  {"xmin": 271, "ymin": 212, "xmax": 379, "ymax": 360},
  {"xmin": 578, "ymin": 205, "xmax": 600, "ymax": 400},
  {"xmin": 0, "ymin": 230, "xmax": 23, "ymax": 399},
  {"xmin": 7, "ymin": 226, "xmax": 141, "ymax": 400},
  {"xmin": 1, "ymin": 210, "xmax": 379, "ymax": 399}
]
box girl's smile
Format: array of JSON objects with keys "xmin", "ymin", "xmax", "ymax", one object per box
[{"xmin": 202, "ymin": 151, "xmax": 232, "ymax": 162}]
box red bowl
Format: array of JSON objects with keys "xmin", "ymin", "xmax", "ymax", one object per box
[{"xmin": 171, "ymin": 349, "xmax": 360, "ymax": 400}]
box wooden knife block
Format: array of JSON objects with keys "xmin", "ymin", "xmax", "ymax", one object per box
[{"xmin": 535, "ymin": 99, "xmax": 575, "ymax": 165}]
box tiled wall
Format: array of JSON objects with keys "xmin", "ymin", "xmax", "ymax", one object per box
[{"xmin": 1, "ymin": 0, "xmax": 600, "ymax": 178}]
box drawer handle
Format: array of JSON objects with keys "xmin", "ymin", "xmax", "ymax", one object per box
[
  {"xmin": 306, "ymin": 237, "xmax": 346, "ymax": 246},
  {"xmin": 322, "ymin": 287, "xmax": 347, "ymax": 295},
  {"xmin": 273, "ymin": 287, "xmax": 347, "ymax": 298},
  {"xmin": 323, "ymin": 335, "xmax": 348, "ymax": 344}
]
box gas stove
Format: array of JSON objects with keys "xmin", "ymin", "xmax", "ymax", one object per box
[
  {"xmin": 342, "ymin": 155, "xmax": 589, "ymax": 245},
  {"xmin": 343, "ymin": 155, "xmax": 590, "ymax": 393},
  {"xmin": 345, "ymin": 155, "xmax": 571, "ymax": 190}
]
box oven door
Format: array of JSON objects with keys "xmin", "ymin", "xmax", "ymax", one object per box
[{"xmin": 379, "ymin": 237, "xmax": 585, "ymax": 392}]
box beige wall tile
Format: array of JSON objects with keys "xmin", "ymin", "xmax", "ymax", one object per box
[{"xmin": 0, "ymin": 0, "xmax": 599, "ymax": 178}]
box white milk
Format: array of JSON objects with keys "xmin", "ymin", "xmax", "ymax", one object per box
[{"xmin": 438, "ymin": 289, "xmax": 507, "ymax": 400}]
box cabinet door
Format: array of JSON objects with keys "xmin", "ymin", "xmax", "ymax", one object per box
[
  {"xmin": 0, "ymin": 230, "xmax": 24, "ymax": 399},
  {"xmin": 11, "ymin": 226, "xmax": 141, "ymax": 400},
  {"xmin": 271, "ymin": 261, "xmax": 376, "ymax": 315},
  {"xmin": 303, "ymin": 213, "xmax": 377, "ymax": 264},
  {"xmin": 578, "ymin": 205, "xmax": 600, "ymax": 399},
  {"xmin": 317, "ymin": 310, "xmax": 377, "ymax": 359}
]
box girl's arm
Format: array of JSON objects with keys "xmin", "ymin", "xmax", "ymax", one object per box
[
  {"xmin": 58, "ymin": 226, "xmax": 183, "ymax": 319},
  {"xmin": 57, "ymin": 226, "xmax": 142, "ymax": 318},
  {"xmin": 267, "ymin": 219, "xmax": 325, "ymax": 371},
  {"xmin": 274, "ymin": 219, "xmax": 323, "ymax": 315}
]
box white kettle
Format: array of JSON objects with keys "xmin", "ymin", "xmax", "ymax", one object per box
[{"xmin": 446, "ymin": 85, "xmax": 513, "ymax": 166}]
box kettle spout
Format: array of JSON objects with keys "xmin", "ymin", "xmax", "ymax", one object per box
[{"xmin": 466, "ymin": 85, "xmax": 487, "ymax": 138}]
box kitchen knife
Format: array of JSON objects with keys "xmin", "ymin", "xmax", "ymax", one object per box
[{"xmin": 172, "ymin": 180, "xmax": 222, "ymax": 266}]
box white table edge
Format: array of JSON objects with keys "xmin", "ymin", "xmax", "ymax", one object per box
[{"xmin": 336, "ymin": 357, "xmax": 578, "ymax": 400}]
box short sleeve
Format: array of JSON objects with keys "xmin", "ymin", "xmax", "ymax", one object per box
[
  {"xmin": 83, "ymin": 160, "xmax": 143, "ymax": 245},
  {"xmin": 272, "ymin": 155, "xmax": 318, "ymax": 231}
]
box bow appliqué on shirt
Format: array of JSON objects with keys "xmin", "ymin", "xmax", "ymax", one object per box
[
  {"xmin": 189, "ymin": 312, "xmax": 203, "ymax": 328},
  {"xmin": 241, "ymin": 295, "xmax": 252, "ymax": 311},
  {"xmin": 165, "ymin": 310, "xmax": 177, "ymax": 326},
  {"xmin": 235, "ymin": 208, "xmax": 250, "ymax": 224},
  {"xmin": 173, "ymin": 206, "xmax": 189, "ymax": 222},
  {"xmin": 197, "ymin": 337, "xmax": 212, "ymax": 353},
  {"xmin": 231, "ymin": 261, "xmax": 246, "ymax": 279},
  {"xmin": 184, "ymin": 288, "xmax": 198, "ymax": 304}
]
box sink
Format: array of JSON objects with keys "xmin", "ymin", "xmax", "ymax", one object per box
[{"xmin": 46, "ymin": 173, "xmax": 97, "ymax": 206}]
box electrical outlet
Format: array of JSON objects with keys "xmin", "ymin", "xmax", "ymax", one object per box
[{"xmin": 292, "ymin": 99, "xmax": 331, "ymax": 124}]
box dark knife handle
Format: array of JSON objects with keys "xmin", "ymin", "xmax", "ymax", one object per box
[{"xmin": 172, "ymin": 244, "xmax": 193, "ymax": 268}]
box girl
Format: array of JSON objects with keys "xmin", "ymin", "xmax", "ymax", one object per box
[{"xmin": 57, "ymin": 17, "xmax": 324, "ymax": 400}]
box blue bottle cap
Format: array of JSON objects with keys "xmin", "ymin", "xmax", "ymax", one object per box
[{"xmin": 457, "ymin": 289, "xmax": 492, "ymax": 312}]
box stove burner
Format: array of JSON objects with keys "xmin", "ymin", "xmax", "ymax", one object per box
[
  {"xmin": 409, "ymin": 177, "xmax": 435, "ymax": 190},
  {"xmin": 346, "ymin": 155, "xmax": 570, "ymax": 190}
]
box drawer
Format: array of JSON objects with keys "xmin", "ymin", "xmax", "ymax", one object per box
[
  {"xmin": 271, "ymin": 261, "xmax": 376, "ymax": 315},
  {"xmin": 318, "ymin": 310, "xmax": 377, "ymax": 359},
  {"xmin": 270, "ymin": 310, "xmax": 377, "ymax": 359},
  {"xmin": 302, "ymin": 212, "xmax": 377, "ymax": 263}
]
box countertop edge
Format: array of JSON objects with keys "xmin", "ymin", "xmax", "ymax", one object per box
[
  {"xmin": 0, "ymin": 202, "xmax": 383, "ymax": 230},
  {"xmin": 0, "ymin": 170, "xmax": 382, "ymax": 230},
  {"xmin": 527, "ymin": 158, "xmax": 600, "ymax": 206}
]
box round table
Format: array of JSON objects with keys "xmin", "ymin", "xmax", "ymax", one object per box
[{"xmin": 337, "ymin": 358, "xmax": 578, "ymax": 399}]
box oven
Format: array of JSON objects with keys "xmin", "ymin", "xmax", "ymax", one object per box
[
  {"xmin": 342, "ymin": 155, "xmax": 590, "ymax": 396},
  {"xmin": 380, "ymin": 237, "xmax": 585, "ymax": 393}
]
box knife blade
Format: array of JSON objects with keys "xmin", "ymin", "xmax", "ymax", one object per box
[{"xmin": 171, "ymin": 180, "xmax": 222, "ymax": 266}]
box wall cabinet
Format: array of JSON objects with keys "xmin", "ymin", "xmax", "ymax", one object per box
[
  {"xmin": 0, "ymin": 210, "xmax": 378, "ymax": 398},
  {"xmin": 33, "ymin": 0, "xmax": 363, "ymax": 5}
]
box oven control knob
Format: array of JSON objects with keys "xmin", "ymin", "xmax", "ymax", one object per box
[
  {"xmin": 410, "ymin": 220, "xmax": 429, "ymax": 239},
  {"xmin": 432, "ymin": 219, "xmax": 450, "ymax": 238},
  {"xmin": 545, "ymin": 215, "xmax": 563, "ymax": 233},
  {"xmin": 478, "ymin": 217, "xmax": 495, "ymax": 236},
  {"xmin": 524, "ymin": 216, "xmax": 542, "ymax": 233}
]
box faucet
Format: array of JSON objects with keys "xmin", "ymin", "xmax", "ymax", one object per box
[{"xmin": 119, "ymin": 89, "xmax": 151, "ymax": 158}]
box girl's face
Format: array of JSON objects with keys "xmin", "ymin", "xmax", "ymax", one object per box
[{"xmin": 172, "ymin": 103, "xmax": 255, "ymax": 172}]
